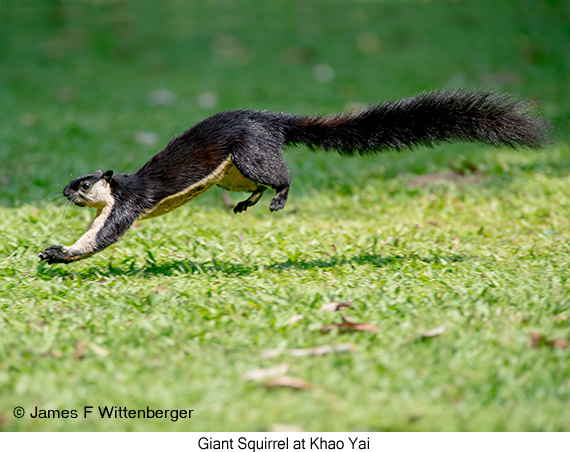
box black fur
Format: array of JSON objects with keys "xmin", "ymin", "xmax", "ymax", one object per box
[
  {"xmin": 286, "ymin": 90, "xmax": 549, "ymax": 154},
  {"xmin": 122, "ymin": 90, "xmax": 551, "ymax": 206},
  {"xmin": 39, "ymin": 90, "xmax": 550, "ymax": 264}
]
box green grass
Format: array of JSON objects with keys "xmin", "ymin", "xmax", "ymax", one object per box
[{"xmin": 1, "ymin": 0, "xmax": 569, "ymax": 431}]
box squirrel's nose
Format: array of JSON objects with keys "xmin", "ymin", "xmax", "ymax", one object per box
[{"xmin": 63, "ymin": 185, "xmax": 74, "ymax": 199}]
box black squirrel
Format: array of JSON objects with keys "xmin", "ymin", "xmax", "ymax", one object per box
[{"xmin": 38, "ymin": 90, "xmax": 549, "ymax": 264}]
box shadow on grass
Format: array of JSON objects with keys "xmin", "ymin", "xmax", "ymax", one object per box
[{"xmin": 36, "ymin": 253, "xmax": 465, "ymax": 280}]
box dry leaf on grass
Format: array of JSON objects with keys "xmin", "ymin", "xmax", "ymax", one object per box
[
  {"xmin": 551, "ymin": 339, "xmax": 568, "ymax": 349},
  {"xmin": 242, "ymin": 364, "xmax": 312, "ymax": 390},
  {"xmin": 530, "ymin": 332, "xmax": 568, "ymax": 350},
  {"xmin": 422, "ymin": 326, "xmax": 446, "ymax": 338},
  {"xmin": 260, "ymin": 349, "xmax": 285, "ymax": 359},
  {"xmin": 261, "ymin": 343, "xmax": 356, "ymax": 359},
  {"xmin": 242, "ymin": 363, "xmax": 288, "ymax": 382},
  {"xmin": 263, "ymin": 375, "xmax": 312, "ymax": 390},
  {"xmin": 530, "ymin": 331, "xmax": 542, "ymax": 347},
  {"xmin": 285, "ymin": 314, "xmax": 304, "ymax": 325},
  {"xmin": 71, "ymin": 342, "xmax": 86, "ymax": 360},
  {"xmin": 320, "ymin": 315, "xmax": 379, "ymax": 333},
  {"xmin": 320, "ymin": 301, "xmax": 354, "ymax": 312},
  {"xmin": 89, "ymin": 343, "xmax": 109, "ymax": 357}
]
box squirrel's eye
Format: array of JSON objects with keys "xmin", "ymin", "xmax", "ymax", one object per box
[{"xmin": 81, "ymin": 181, "xmax": 91, "ymax": 190}]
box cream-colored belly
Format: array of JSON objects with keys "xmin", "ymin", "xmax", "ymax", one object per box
[
  {"xmin": 140, "ymin": 156, "xmax": 257, "ymax": 220},
  {"xmin": 217, "ymin": 162, "xmax": 258, "ymax": 192}
]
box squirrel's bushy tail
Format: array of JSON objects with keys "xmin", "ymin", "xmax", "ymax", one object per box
[{"xmin": 285, "ymin": 90, "xmax": 550, "ymax": 155}]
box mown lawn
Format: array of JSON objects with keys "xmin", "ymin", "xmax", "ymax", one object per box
[{"xmin": 0, "ymin": 0, "xmax": 569, "ymax": 431}]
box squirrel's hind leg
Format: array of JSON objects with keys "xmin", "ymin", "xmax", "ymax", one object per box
[
  {"xmin": 231, "ymin": 146, "xmax": 292, "ymax": 213},
  {"xmin": 268, "ymin": 185, "xmax": 289, "ymax": 212},
  {"xmin": 234, "ymin": 186, "xmax": 267, "ymax": 214}
]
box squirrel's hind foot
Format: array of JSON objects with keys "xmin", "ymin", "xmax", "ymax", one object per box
[{"xmin": 269, "ymin": 187, "xmax": 289, "ymax": 212}]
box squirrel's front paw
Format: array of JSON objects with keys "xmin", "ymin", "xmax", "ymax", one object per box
[{"xmin": 38, "ymin": 245, "xmax": 70, "ymax": 264}]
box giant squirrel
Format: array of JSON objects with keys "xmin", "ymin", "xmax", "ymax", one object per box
[{"xmin": 38, "ymin": 90, "xmax": 549, "ymax": 264}]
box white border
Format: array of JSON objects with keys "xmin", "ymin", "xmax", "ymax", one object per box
[{"xmin": 2, "ymin": 432, "xmax": 568, "ymax": 452}]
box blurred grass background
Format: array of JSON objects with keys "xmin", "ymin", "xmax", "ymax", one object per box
[
  {"xmin": 1, "ymin": 0, "xmax": 568, "ymax": 205},
  {"xmin": 1, "ymin": 0, "xmax": 569, "ymax": 432}
]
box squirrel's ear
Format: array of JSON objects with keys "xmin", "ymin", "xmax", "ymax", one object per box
[{"xmin": 103, "ymin": 170, "xmax": 114, "ymax": 183}]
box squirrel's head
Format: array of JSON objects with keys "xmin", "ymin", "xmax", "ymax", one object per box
[{"xmin": 63, "ymin": 169, "xmax": 115, "ymax": 208}]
